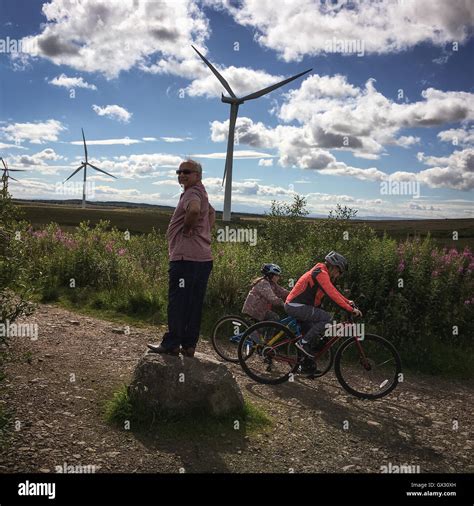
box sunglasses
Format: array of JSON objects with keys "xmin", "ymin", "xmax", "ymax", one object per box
[{"xmin": 176, "ymin": 169, "xmax": 198, "ymax": 175}]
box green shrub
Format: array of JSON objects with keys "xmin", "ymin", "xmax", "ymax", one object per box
[{"xmin": 12, "ymin": 198, "xmax": 474, "ymax": 378}]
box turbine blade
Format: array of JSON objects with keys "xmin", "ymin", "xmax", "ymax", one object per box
[
  {"xmin": 64, "ymin": 164, "xmax": 85, "ymax": 183},
  {"xmin": 240, "ymin": 68, "xmax": 312, "ymax": 101},
  {"xmin": 192, "ymin": 45, "xmax": 236, "ymax": 98},
  {"xmin": 9, "ymin": 176, "xmax": 19, "ymax": 182},
  {"xmin": 87, "ymin": 163, "xmax": 117, "ymax": 179},
  {"xmin": 0, "ymin": 158, "xmax": 6, "ymax": 171},
  {"xmin": 8, "ymin": 169, "xmax": 27, "ymax": 172},
  {"xmin": 82, "ymin": 128, "xmax": 88, "ymax": 162}
]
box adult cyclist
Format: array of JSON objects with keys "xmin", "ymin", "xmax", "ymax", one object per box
[{"xmin": 284, "ymin": 251, "xmax": 362, "ymax": 362}]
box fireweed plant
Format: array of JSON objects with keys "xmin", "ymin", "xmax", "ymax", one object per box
[{"xmin": 10, "ymin": 199, "xmax": 474, "ymax": 378}]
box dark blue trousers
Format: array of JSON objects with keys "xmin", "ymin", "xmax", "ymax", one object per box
[{"xmin": 161, "ymin": 260, "xmax": 213, "ymax": 349}]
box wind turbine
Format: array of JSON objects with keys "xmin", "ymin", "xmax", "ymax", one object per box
[
  {"xmin": 192, "ymin": 45, "xmax": 311, "ymax": 222},
  {"xmin": 1, "ymin": 157, "xmax": 26, "ymax": 191},
  {"xmin": 64, "ymin": 128, "xmax": 117, "ymax": 208}
]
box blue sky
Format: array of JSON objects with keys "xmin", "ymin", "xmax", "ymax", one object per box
[{"xmin": 0, "ymin": 0, "xmax": 473, "ymax": 218}]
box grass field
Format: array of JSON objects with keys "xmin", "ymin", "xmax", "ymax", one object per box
[{"xmin": 15, "ymin": 200, "xmax": 474, "ymax": 247}]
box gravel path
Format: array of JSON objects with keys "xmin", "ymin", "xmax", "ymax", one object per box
[{"xmin": 0, "ymin": 304, "xmax": 473, "ymax": 474}]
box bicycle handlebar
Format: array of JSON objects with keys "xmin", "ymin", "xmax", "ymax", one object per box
[{"xmin": 347, "ymin": 302, "xmax": 361, "ymax": 322}]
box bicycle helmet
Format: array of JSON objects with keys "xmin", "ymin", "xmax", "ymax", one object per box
[
  {"xmin": 261, "ymin": 263, "xmax": 282, "ymax": 276},
  {"xmin": 325, "ymin": 251, "xmax": 348, "ymax": 273}
]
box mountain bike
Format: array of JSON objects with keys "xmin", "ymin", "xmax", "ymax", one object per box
[
  {"xmin": 237, "ymin": 308, "xmax": 402, "ymax": 400},
  {"xmin": 211, "ymin": 314, "xmax": 334, "ymax": 374}
]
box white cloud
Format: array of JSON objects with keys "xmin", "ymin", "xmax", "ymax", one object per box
[
  {"xmin": 210, "ymin": 0, "xmax": 474, "ymax": 61},
  {"xmin": 142, "ymin": 137, "xmax": 158, "ymax": 142},
  {"xmin": 392, "ymin": 148, "xmax": 474, "ymax": 191},
  {"xmin": 0, "ymin": 142, "xmax": 27, "ymax": 150},
  {"xmin": 391, "ymin": 88, "xmax": 474, "ymax": 127},
  {"xmin": 151, "ymin": 179, "xmax": 180, "ymax": 186},
  {"xmin": 417, "ymin": 149, "xmax": 474, "ymax": 191},
  {"xmin": 211, "ymin": 117, "xmax": 277, "ymax": 148},
  {"xmin": 70, "ymin": 137, "xmax": 141, "ymax": 146},
  {"xmin": 49, "ymin": 73, "xmax": 97, "ymax": 90},
  {"xmin": 207, "ymin": 75, "xmax": 474, "ymax": 188},
  {"xmin": 319, "ymin": 163, "xmax": 386, "ymax": 182},
  {"xmin": 92, "ymin": 153, "xmax": 184, "ymax": 179},
  {"xmin": 13, "ymin": 148, "xmax": 64, "ymax": 166},
  {"xmin": 191, "ymin": 150, "xmax": 275, "ymax": 159},
  {"xmin": 395, "ymin": 136, "xmax": 421, "ymax": 148},
  {"xmin": 17, "ymin": 0, "xmax": 210, "ymax": 79},
  {"xmin": 258, "ymin": 158, "xmax": 273, "ymax": 167},
  {"xmin": 202, "ymin": 177, "xmax": 294, "ymax": 197},
  {"xmin": 438, "ymin": 127, "xmax": 474, "ymax": 147},
  {"xmin": 210, "ymin": 116, "xmax": 386, "ymax": 181},
  {"xmin": 1, "ymin": 119, "xmax": 66, "ymax": 144},
  {"xmin": 278, "ymin": 77, "xmax": 474, "ymax": 156},
  {"xmin": 92, "ymin": 104, "xmax": 132, "ymax": 123},
  {"xmin": 87, "ymin": 174, "xmax": 116, "ymax": 182},
  {"xmin": 92, "ymin": 186, "xmax": 141, "ymax": 198},
  {"xmin": 8, "ymin": 178, "xmax": 57, "ymax": 194},
  {"xmin": 409, "ymin": 202, "xmax": 441, "ymax": 211},
  {"xmin": 161, "ymin": 136, "xmax": 191, "ymax": 142},
  {"xmin": 186, "ymin": 64, "xmax": 288, "ymax": 98}
]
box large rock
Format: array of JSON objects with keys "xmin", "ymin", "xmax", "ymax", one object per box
[{"xmin": 128, "ymin": 351, "xmax": 245, "ymax": 418}]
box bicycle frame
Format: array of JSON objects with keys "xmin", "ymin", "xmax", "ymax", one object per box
[
  {"xmin": 315, "ymin": 317, "xmax": 368, "ymax": 362},
  {"xmin": 254, "ymin": 314, "xmax": 369, "ymax": 368}
]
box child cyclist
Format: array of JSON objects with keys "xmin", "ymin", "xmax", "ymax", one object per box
[
  {"xmin": 284, "ymin": 251, "xmax": 362, "ymax": 359},
  {"xmin": 242, "ymin": 264, "xmax": 289, "ymax": 322}
]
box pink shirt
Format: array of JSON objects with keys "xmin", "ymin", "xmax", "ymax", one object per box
[{"xmin": 166, "ymin": 182, "xmax": 213, "ymax": 262}]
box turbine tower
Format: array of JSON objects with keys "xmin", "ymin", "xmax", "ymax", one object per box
[
  {"xmin": 192, "ymin": 45, "xmax": 311, "ymax": 222},
  {"xmin": 1, "ymin": 157, "xmax": 26, "ymax": 192},
  {"xmin": 64, "ymin": 128, "xmax": 117, "ymax": 208}
]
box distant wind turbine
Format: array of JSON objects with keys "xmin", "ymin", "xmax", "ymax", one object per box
[
  {"xmin": 192, "ymin": 45, "xmax": 311, "ymax": 222},
  {"xmin": 1, "ymin": 157, "xmax": 26, "ymax": 190},
  {"xmin": 64, "ymin": 128, "xmax": 117, "ymax": 208}
]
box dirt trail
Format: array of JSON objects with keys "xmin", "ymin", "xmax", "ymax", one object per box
[{"xmin": 0, "ymin": 304, "xmax": 473, "ymax": 474}]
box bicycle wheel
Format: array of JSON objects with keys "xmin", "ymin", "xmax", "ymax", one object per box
[
  {"xmin": 211, "ymin": 315, "xmax": 250, "ymax": 363},
  {"xmin": 334, "ymin": 334, "xmax": 401, "ymax": 399},
  {"xmin": 311, "ymin": 344, "xmax": 335, "ymax": 377},
  {"xmin": 237, "ymin": 321, "xmax": 300, "ymax": 385}
]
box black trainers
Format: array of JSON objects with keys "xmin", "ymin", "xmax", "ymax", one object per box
[
  {"xmin": 147, "ymin": 344, "xmax": 180, "ymax": 356},
  {"xmin": 299, "ymin": 357, "xmax": 321, "ymax": 377}
]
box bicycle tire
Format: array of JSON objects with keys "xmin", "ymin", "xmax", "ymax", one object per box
[
  {"xmin": 312, "ymin": 345, "xmax": 335, "ymax": 377},
  {"xmin": 334, "ymin": 333, "xmax": 401, "ymax": 400},
  {"xmin": 237, "ymin": 321, "xmax": 300, "ymax": 385},
  {"xmin": 211, "ymin": 315, "xmax": 250, "ymax": 363}
]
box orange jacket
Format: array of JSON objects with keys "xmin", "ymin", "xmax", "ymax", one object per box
[{"xmin": 286, "ymin": 262, "xmax": 353, "ymax": 312}]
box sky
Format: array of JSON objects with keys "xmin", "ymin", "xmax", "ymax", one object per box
[{"xmin": 0, "ymin": 0, "xmax": 473, "ymax": 219}]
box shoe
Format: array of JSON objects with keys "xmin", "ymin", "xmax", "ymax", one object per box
[
  {"xmin": 181, "ymin": 346, "xmax": 195, "ymax": 358},
  {"xmin": 299, "ymin": 357, "xmax": 321, "ymax": 376},
  {"xmin": 295, "ymin": 339, "xmax": 314, "ymax": 358},
  {"xmin": 147, "ymin": 344, "xmax": 180, "ymax": 356}
]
